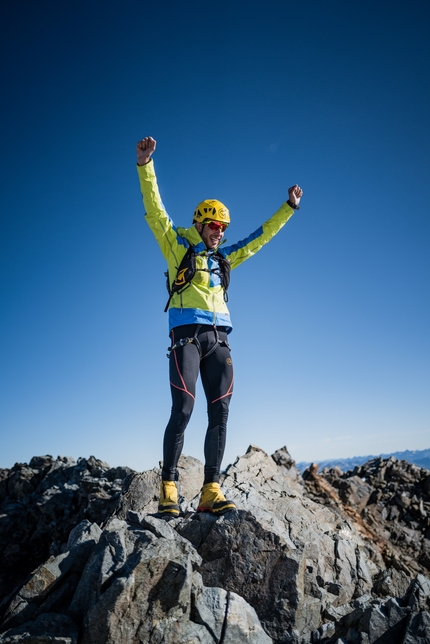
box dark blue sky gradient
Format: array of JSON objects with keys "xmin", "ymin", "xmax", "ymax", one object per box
[{"xmin": 1, "ymin": 0, "xmax": 429, "ymax": 470}]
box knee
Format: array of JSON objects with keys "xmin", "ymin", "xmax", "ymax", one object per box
[
  {"xmin": 169, "ymin": 406, "xmax": 193, "ymax": 431},
  {"xmin": 209, "ymin": 399, "xmax": 230, "ymax": 423}
]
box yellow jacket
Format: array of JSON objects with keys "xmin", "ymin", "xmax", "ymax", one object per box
[{"xmin": 137, "ymin": 160, "xmax": 295, "ymax": 331}]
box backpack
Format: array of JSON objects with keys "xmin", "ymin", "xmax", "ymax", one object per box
[{"xmin": 164, "ymin": 245, "xmax": 230, "ymax": 312}]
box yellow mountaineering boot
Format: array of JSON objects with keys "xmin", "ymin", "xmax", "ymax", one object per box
[
  {"xmin": 197, "ymin": 482, "xmax": 236, "ymax": 515},
  {"xmin": 158, "ymin": 480, "xmax": 180, "ymax": 517}
]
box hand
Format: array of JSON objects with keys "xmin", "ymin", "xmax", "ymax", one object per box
[
  {"xmin": 288, "ymin": 184, "xmax": 303, "ymax": 206},
  {"xmin": 136, "ymin": 136, "xmax": 156, "ymax": 166}
]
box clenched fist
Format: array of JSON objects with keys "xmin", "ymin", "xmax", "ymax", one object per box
[
  {"xmin": 288, "ymin": 184, "xmax": 303, "ymax": 207},
  {"xmin": 136, "ymin": 136, "xmax": 156, "ymax": 166}
]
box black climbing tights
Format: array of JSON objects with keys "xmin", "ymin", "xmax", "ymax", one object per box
[{"xmin": 162, "ymin": 324, "xmax": 234, "ymax": 484}]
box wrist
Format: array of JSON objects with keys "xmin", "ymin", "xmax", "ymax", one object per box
[{"xmin": 287, "ymin": 199, "xmax": 300, "ymax": 210}]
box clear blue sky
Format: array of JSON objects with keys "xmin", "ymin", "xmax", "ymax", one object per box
[{"xmin": 1, "ymin": 0, "xmax": 429, "ymax": 472}]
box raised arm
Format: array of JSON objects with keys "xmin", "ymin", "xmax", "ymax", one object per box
[
  {"xmin": 136, "ymin": 136, "xmax": 184, "ymax": 265},
  {"xmin": 222, "ymin": 184, "xmax": 303, "ymax": 269}
]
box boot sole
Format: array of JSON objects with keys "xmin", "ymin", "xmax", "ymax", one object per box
[
  {"xmin": 197, "ymin": 503, "xmax": 236, "ymax": 515},
  {"xmin": 157, "ymin": 505, "xmax": 179, "ymax": 517}
]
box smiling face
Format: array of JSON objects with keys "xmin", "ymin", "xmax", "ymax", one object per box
[{"xmin": 195, "ymin": 221, "xmax": 227, "ymax": 249}]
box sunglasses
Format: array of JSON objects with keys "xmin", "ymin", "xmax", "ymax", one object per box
[{"xmin": 203, "ymin": 220, "xmax": 228, "ymax": 232}]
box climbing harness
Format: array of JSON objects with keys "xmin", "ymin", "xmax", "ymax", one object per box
[{"xmin": 167, "ymin": 324, "xmax": 230, "ymax": 360}]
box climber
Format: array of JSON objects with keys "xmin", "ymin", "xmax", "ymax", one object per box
[{"xmin": 136, "ymin": 136, "xmax": 303, "ymax": 517}]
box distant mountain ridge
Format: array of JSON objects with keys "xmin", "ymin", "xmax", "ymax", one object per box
[{"xmin": 296, "ymin": 447, "xmax": 430, "ymax": 473}]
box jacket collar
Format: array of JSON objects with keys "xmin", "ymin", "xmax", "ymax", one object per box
[{"xmin": 177, "ymin": 225, "xmax": 207, "ymax": 253}]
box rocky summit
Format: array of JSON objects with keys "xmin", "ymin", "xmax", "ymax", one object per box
[{"xmin": 0, "ymin": 446, "xmax": 429, "ymax": 643}]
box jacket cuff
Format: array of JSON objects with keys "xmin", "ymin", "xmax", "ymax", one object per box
[
  {"xmin": 287, "ymin": 199, "xmax": 300, "ymax": 211},
  {"xmin": 136, "ymin": 159, "xmax": 154, "ymax": 176}
]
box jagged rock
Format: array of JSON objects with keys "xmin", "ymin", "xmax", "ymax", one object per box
[
  {"xmin": 77, "ymin": 518, "xmax": 201, "ymax": 643},
  {"xmin": 372, "ymin": 568, "xmax": 411, "ymax": 598},
  {"xmin": 176, "ymin": 454, "xmax": 206, "ymax": 501},
  {"xmin": 111, "ymin": 467, "xmax": 160, "ymax": 519},
  {"xmin": 303, "ymin": 456, "xmax": 430, "ymax": 580},
  {"xmin": 345, "ymin": 597, "xmax": 411, "ymax": 642},
  {"xmin": 2, "ymin": 520, "xmax": 103, "ymax": 631},
  {"xmin": 0, "ymin": 456, "xmax": 132, "ymax": 607},
  {"xmin": 178, "ymin": 510, "xmax": 304, "ymax": 640},
  {"xmin": 0, "ymin": 613, "xmax": 79, "ymax": 643},
  {"xmin": 71, "ymin": 515, "xmax": 268, "ymax": 643},
  {"xmin": 193, "ymin": 587, "xmax": 272, "ymax": 643},
  {"xmin": 319, "ymin": 582, "xmax": 429, "ymax": 643},
  {"xmin": 175, "ymin": 445, "xmax": 378, "ymax": 642},
  {"xmin": 111, "ymin": 454, "xmax": 204, "ymax": 520},
  {"xmin": 66, "ymin": 521, "xmax": 102, "ymax": 551},
  {"xmin": 402, "ymin": 610, "xmax": 430, "ymax": 644},
  {"xmin": 1, "ymin": 446, "xmax": 430, "ymax": 643},
  {"xmin": 405, "ymin": 573, "xmax": 430, "ymax": 611},
  {"xmin": 271, "ymin": 446, "xmax": 304, "ymax": 491}
]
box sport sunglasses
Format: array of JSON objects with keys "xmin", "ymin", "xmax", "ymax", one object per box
[{"xmin": 202, "ymin": 220, "xmax": 228, "ymax": 232}]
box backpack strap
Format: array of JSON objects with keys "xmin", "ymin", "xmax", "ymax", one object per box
[
  {"xmin": 164, "ymin": 247, "xmax": 231, "ymax": 312},
  {"xmin": 164, "ymin": 245, "xmax": 196, "ymax": 312}
]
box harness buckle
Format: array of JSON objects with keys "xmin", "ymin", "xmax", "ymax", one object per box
[{"xmin": 167, "ymin": 336, "xmax": 193, "ymax": 358}]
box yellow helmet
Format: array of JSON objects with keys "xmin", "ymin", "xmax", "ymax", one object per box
[{"xmin": 193, "ymin": 199, "xmax": 230, "ymax": 225}]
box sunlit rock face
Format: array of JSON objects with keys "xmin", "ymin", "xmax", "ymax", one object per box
[{"xmin": 0, "ymin": 446, "xmax": 429, "ymax": 643}]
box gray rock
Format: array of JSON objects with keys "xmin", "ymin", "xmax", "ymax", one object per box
[
  {"xmin": 3, "ymin": 553, "xmax": 78, "ymax": 629},
  {"xmin": 67, "ymin": 518, "xmax": 154, "ymax": 620},
  {"xmin": 177, "ymin": 445, "xmax": 376, "ymax": 642},
  {"xmin": 372, "ymin": 568, "xmax": 411, "ymax": 599},
  {"xmin": 0, "ymin": 613, "xmax": 78, "ymax": 643},
  {"xmin": 194, "ymin": 587, "xmax": 272, "ymax": 643},
  {"xmin": 311, "ymin": 620, "xmax": 336, "ymax": 641},
  {"xmin": 309, "ymin": 454, "xmax": 430, "ymax": 580},
  {"xmin": 131, "ymin": 512, "xmax": 179, "ymax": 540},
  {"xmin": 335, "ymin": 596, "xmax": 411, "ymax": 643},
  {"xmin": 73, "ymin": 519, "xmax": 271, "ymax": 644},
  {"xmin": 271, "ymin": 446, "xmax": 304, "ymax": 491},
  {"xmin": 113, "ymin": 454, "xmax": 204, "ymax": 520},
  {"xmin": 79, "ymin": 526, "xmax": 201, "ymax": 643},
  {"xmin": 179, "ymin": 509, "xmax": 302, "ymax": 640},
  {"xmin": 406, "ymin": 573, "xmax": 430, "ymax": 611},
  {"xmin": 0, "ymin": 456, "xmax": 130, "ymax": 609},
  {"xmin": 66, "ymin": 521, "xmax": 102, "ymax": 551},
  {"xmin": 2, "ymin": 523, "xmax": 102, "ymax": 630},
  {"xmin": 112, "ymin": 468, "xmax": 160, "ymax": 519},
  {"xmin": 402, "ymin": 610, "xmax": 430, "ymax": 644},
  {"xmin": 176, "ymin": 454, "xmax": 205, "ymax": 501},
  {"xmin": 3, "ymin": 445, "xmax": 430, "ymax": 644}
]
